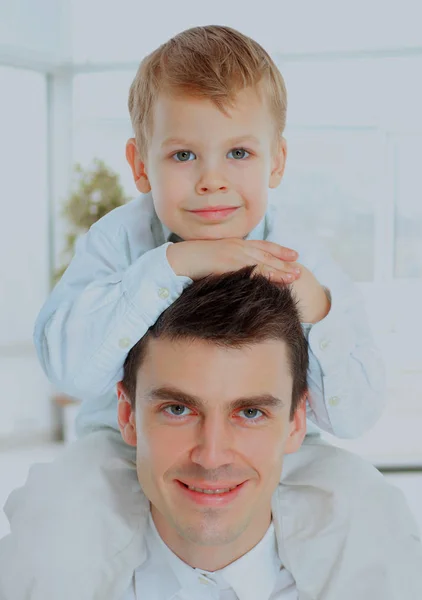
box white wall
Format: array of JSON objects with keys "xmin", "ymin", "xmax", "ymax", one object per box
[
  {"xmin": 1, "ymin": 0, "xmax": 422, "ymax": 451},
  {"xmin": 0, "ymin": 67, "xmax": 52, "ymax": 439},
  {"xmin": 70, "ymin": 0, "xmax": 422, "ymax": 62},
  {"xmin": 0, "ymin": 0, "xmax": 71, "ymax": 68}
]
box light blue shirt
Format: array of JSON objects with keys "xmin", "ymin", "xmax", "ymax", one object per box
[{"xmin": 34, "ymin": 193, "xmax": 385, "ymax": 438}]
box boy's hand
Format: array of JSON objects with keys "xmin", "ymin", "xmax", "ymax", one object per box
[
  {"xmin": 290, "ymin": 264, "xmax": 331, "ymax": 324},
  {"xmin": 167, "ymin": 238, "xmax": 300, "ymax": 283}
]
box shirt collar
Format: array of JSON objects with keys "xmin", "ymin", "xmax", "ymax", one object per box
[
  {"xmin": 214, "ymin": 522, "xmax": 281, "ymax": 600},
  {"xmin": 145, "ymin": 514, "xmax": 281, "ymax": 600},
  {"xmin": 147, "ymin": 514, "xmax": 224, "ymax": 598}
]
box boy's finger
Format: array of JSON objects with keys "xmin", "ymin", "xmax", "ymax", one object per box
[
  {"xmin": 244, "ymin": 245, "xmax": 300, "ymax": 275},
  {"xmin": 268, "ymin": 270, "xmax": 296, "ymax": 283},
  {"xmin": 249, "ymin": 240, "xmax": 298, "ymax": 261},
  {"xmin": 252, "ymin": 265, "xmax": 295, "ymax": 282}
]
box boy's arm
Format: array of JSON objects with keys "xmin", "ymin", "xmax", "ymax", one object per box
[
  {"xmin": 34, "ymin": 226, "xmax": 191, "ymax": 398},
  {"xmin": 281, "ymin": 233, "xmax": 385, "ymax": 439}
]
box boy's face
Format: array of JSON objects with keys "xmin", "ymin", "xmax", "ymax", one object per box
[{"xmin": 127, "ymin": 87, "xmax": 286, "ymax": 240}]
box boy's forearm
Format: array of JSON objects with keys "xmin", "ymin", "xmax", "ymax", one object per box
[
  {"xmin": 35, "ymin": 243, "xmax": 191, "ymax": 398},
  {"xmin": 305, "ymin": 290, "xmax": 386, "ymax": 438},
  {"xmin": 271, "ymin": 231, "xmax": 386, "ymax": 438}
]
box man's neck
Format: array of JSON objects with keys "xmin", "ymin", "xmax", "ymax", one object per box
[{"xmin": 150, "ymin": 504, "xmax": 272, "ymax": 572}]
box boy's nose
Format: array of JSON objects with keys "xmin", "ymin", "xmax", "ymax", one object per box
[{"xmin": 195, "ymin": 171, "xmax": 228, "ymax": 195}]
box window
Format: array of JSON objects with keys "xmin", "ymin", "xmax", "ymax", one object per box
[
  {"xmin": 275, "ymin": 129, "xmax": 381, "ymax": 282},
  {"xmin": 73, "ymin": 72, "xmax": 136, "ymax": 194},
  {"xmin": 0, "ymin": 67, "xmax": 48, "ymax": 346},
  {"xmin": 393, "ymin": 134, "xmax": 422, "ymax": 279},
  {"xmin": 0, "ymin": 67, "xmax": 50, "ymax": 436},
  {"xmin": 273, "ymin": 54, "xmax": 422, "ymax": 463}
]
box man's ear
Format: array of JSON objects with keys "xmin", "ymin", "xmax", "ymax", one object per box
[
  {"xmin": 269, "ymin": 137, "xmax": 287, "ymax": 189},
  {"xmin": 117, "ymin": 381, "xmax": 137, "ymax": 447},
  {"xmin": 126, "ymin": 138, "xmax": 151, "ymax": 194},
  {"xmin": 284, "ymin": 393, "xmax": 307, "ymax": 455}
]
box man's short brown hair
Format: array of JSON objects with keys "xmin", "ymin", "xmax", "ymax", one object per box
[
  {"xmin": 122, "ymin": 267, "xmax": 308, "ymax": 419},
  {"xmin": 128, "ymin": 25, "xmax": 288, "ymax": 157}
]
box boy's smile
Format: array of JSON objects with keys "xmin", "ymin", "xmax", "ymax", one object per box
[
  {"xmin": 127, "ymin": 86, "xmax": 286, "ymax": 240},
  {"xmin": 186, "ymin": 205, "xmax": 241, "ymax": 223}
]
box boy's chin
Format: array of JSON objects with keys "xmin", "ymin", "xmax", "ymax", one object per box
[{"xmin": 176, "ymin": 218, "xmax": 263, "ymax": 242}]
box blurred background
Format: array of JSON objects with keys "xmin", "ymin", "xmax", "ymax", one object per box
[{"xmin": 0, "ymin": 0, "xmax": 421, "ymax": 536}]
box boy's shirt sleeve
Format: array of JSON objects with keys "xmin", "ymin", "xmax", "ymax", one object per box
[
  {"xmin": 268, "ymin": 219, "xmax": 386, "ymax": 439},
  {"xmin": 34, "ymin": 210, "xmax": 192, "ymax": 399}
]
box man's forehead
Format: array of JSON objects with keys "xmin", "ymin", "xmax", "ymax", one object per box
[
  {"xmin": 136, "ymin": 336, "xmax": 293, "ymax": 397},
  {"xmin": 143, "ymin": 335, "xmax": 289, "ymax": 356}
]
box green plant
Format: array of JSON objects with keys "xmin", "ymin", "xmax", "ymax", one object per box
[{"xmin": 54, "ymin": 159, "xmax": 131, "ymax": 283}]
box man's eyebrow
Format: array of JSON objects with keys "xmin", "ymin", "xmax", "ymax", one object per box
[
  {"xmin": 228, "ymin": 395, "xmax": 285, "ymax": 412},
  {"xmin": 146, "ymin": 387, "xmax": 284, "ymax": 411},
  {"xmin": 146, "ymin": 386, "xmax": 204, "ymax": 410}
]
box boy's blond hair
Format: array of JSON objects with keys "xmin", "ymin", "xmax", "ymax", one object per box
[{"xmin": 128, "ymin": 25, "xmax": 287, "ymax": 157}]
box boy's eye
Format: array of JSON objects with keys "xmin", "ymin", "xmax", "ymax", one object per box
[
  {"xmin": 163, "ymin": 404, "xmax": 193, "ymax": 417},
  {"xmin": 173, "ymin": 151, "xmax": 196, "ymax": 162},
  {"xmin": 238, "ymin": 408, "xmax": 263, "ymax": 420},
  {"xmin": 227, "ymin": 148, "xmax": 250, "ymax": 160}
]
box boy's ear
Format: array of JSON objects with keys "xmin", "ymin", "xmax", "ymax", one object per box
[
  {"xmin": 117, "ymin": 381, "xmax": 137, "ymax": 447},
  {"xmin": 126, "ymin": 138, "xmax": 151, "ymax": 194},
  {"xmin": 284, "ymin": 393, "xmax": 307, "ymax": 455},
  {"xmin": 269, "ymin": 137, "xmax": 287, "ymax": 189}
]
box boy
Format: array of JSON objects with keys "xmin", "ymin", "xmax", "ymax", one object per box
[
  {"xmin": 2, "ymin": 24, "xmax": 414, "ymax": 599},
  {"xmin": 37, "ymin": 26, "xmax": 384, "ymax": 439}
]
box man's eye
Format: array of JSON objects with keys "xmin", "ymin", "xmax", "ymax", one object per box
[
  {"xmin": 173, "ymin": 151, "xmax": 196, "ymax": 162},
  {"xmin": 164, "ymin": 405, "xmax": 192, "ymax": 417},
  {"xmin": 227, "ymin": 148, "xmax": 250, "ymax": 160},
  {"xmin": 238, "ymin": 408, "xmax": 263, "ymax": 420}
]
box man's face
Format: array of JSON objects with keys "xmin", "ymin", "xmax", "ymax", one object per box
[
  {"xmin": 127, "ymin": 87, "xmax": 286, "ymax": 240},
  {"xmin": 118, "ymin": 337, "xmax": 306, "ymax": 550}
]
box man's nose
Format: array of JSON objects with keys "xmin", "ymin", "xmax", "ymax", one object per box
[
  {"xmin": 190, "ymin": 416, "xmax": 235, "ymax": 471},
  {"xmin": 195, "ymin": 165, "xmax": 229, "ymax": 195}
]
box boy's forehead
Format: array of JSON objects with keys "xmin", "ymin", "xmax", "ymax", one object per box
[{"xmin": 150, "ymin": 87, "xmax": 275, "ymax": 143}]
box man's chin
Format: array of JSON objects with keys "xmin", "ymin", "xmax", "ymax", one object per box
[{"xmin": 174, "ymin": 515, "xmax": 247, "ymax": 548}]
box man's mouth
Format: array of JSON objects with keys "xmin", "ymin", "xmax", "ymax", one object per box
[
  {"xmin": 185, "ymin": 484, "xmax": 239, "ymax": 495},
  {"xmin": 175, "ymin": 480, "xmax": 247, "ymax": 505}
]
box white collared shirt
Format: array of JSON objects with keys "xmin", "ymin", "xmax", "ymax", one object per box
[
  {"xmin": 122, "ymin": 515, "xmax": 297, "ymax": 600},
  {"xmin": 34, "ymin": 193, "xmax": 386, "ymax": 439}
]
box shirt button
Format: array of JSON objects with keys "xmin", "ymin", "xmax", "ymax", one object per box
[
  {"xmin": 329, "ymin": 396, "xmax": 340, "ymax": 407},
  {"xmin": 199, "ymin": 576, "xmax": 211, "ymax": 585},
  {"xmin": 118, "ymin": 337, "xmax": 131, "ymax": 349},
  {"xmin": 319, "ymin": 338, "xmax": 330, "ymax": 351},
  {"xmin": 158, "ymin": 287, "xmax": 170, "ymax": 299}
]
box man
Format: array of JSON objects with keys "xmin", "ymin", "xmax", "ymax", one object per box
[
  {"xmin": 1, "ymin": 269, "xmax": 422, "ymax": 599},
  {"xmin": 116, "ymin": 266, "xmax": 309, "ymax": 599}
]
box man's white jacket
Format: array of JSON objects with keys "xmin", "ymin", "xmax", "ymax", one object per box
[{"xmin": 0, "ymin": 431, "xmax": 421, "ymax": 600}]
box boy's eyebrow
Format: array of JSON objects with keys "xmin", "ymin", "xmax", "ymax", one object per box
[
  {"xmin": 145, "ymin": 386, "xmax": 285, "ymax": 411},
  {"xmin": 225, "ymin": 135, "xmax": 262, "ymax": 147},
  {"xmin": 160, "ymin": 135, "xmax": 262, "ymax": 149},
  {"xmin": 161, "ymin": 137, "xmax": 191, "ymax": 148}
]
